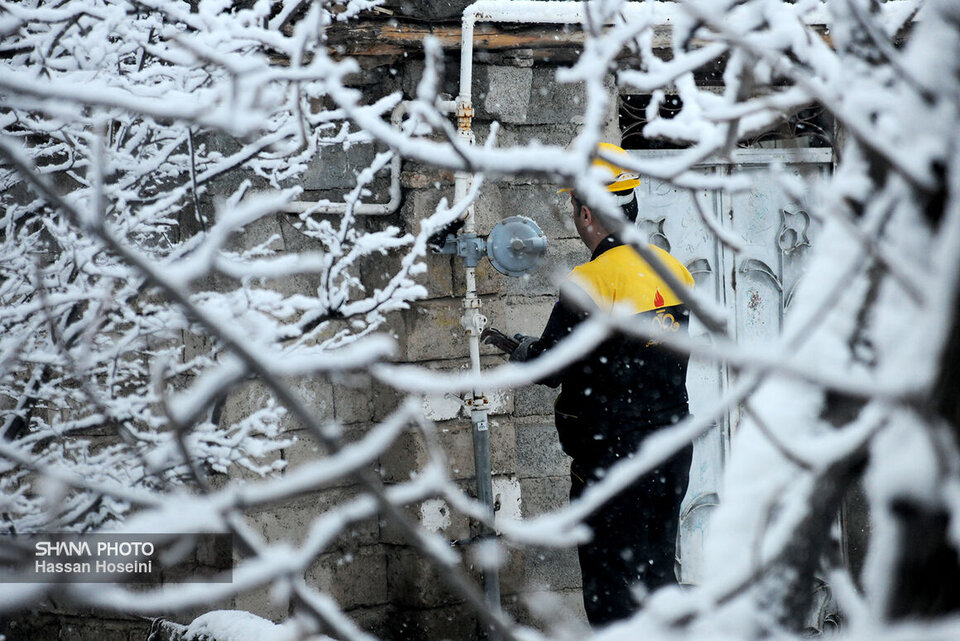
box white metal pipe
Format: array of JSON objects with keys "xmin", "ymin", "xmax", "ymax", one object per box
[
  {"xmin": 438, "ymin": 99, "xmax": 459, "ymax": 113},
  {"xmin": 454, "ymin": 167, "xmax": 485, "ymax": 384}
]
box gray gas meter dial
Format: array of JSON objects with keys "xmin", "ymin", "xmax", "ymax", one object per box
[{"xmin": 486, "ymin": 216, "xmax": 547, "ymax": 277}]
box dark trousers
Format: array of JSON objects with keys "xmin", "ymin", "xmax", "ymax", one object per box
[{"xmin": 569, "ymin": 436, "xmax": 692, "ymax": 627}]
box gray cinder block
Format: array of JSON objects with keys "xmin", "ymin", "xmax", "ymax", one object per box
[
  {"xmin": 302, "ymin": 143, "xmax": 378, "ymax": 191},
  {"xmin": 307, "ymin": 546, "xmax": 390, "ymax": 609},
  {"xmin": 515, "ymin": 419, "xmax": 569, "ymax": 479}
]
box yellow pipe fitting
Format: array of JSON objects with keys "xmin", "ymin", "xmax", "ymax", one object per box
[{"xmin": 456, "ymin": 100, "xmax": 474, "ymax": 133}]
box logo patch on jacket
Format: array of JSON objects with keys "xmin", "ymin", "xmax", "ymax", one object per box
[{"xmin": 647, "ymin": 308, "xmax": 681, "ymax": 346}]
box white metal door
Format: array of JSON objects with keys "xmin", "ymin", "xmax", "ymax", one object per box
[{"xmin": 631, "ymin": 148, "xmax": 832, "ymax": 584}]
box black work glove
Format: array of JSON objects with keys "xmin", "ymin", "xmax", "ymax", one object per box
[{"xmin": 509, "ymin": 334, "xmax": 538, "ymax": 363}]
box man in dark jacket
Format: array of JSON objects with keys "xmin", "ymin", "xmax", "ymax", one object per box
[{"xmin": 511, "ymin": 144, "xmax": 694, "ymax": 626}]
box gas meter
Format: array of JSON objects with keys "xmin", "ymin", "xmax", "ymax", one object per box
[
  {"xmin": 431, "ymin": 215, "xmax": 547, "ymax": 277},
  {"xmin": 486, "ymin": 216, "xmax": 547, "ymax": 277}
]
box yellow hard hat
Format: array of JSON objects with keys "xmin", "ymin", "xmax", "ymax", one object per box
[{"xmin": 559, "ymin": 142, "xmax": 641, "ymax": 194}]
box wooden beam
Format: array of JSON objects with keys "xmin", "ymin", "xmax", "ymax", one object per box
[
  {"xmin": 327, "ymin": 22, "xmax": 586, "ymax": 57},
  {"xmin": 326, "ymin": 18, "xmax": 830, "ymax": 62}
]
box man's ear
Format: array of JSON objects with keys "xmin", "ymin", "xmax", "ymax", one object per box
[{"xmin": 579, "ymin": 204, "xmax": 592, "ymax": 223}]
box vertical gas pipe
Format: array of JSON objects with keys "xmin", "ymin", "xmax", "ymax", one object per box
[{"xmin": 455, "ymin": 7, "xmax": 502, "ymax": 633}]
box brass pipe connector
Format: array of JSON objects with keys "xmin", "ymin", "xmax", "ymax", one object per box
[{"xmin": 456, "ymin": 99, "xmax": 474, "ymax": 134}]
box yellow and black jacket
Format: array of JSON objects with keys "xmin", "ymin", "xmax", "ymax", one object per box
[{"xmin": 521, "ymin": 235, "xmax": 694, "ymax": 456}]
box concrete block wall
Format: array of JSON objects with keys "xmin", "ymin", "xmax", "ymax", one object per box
[{"xmin": 211, "ymin": 60, "xmax": 618, "ymax": 639}]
